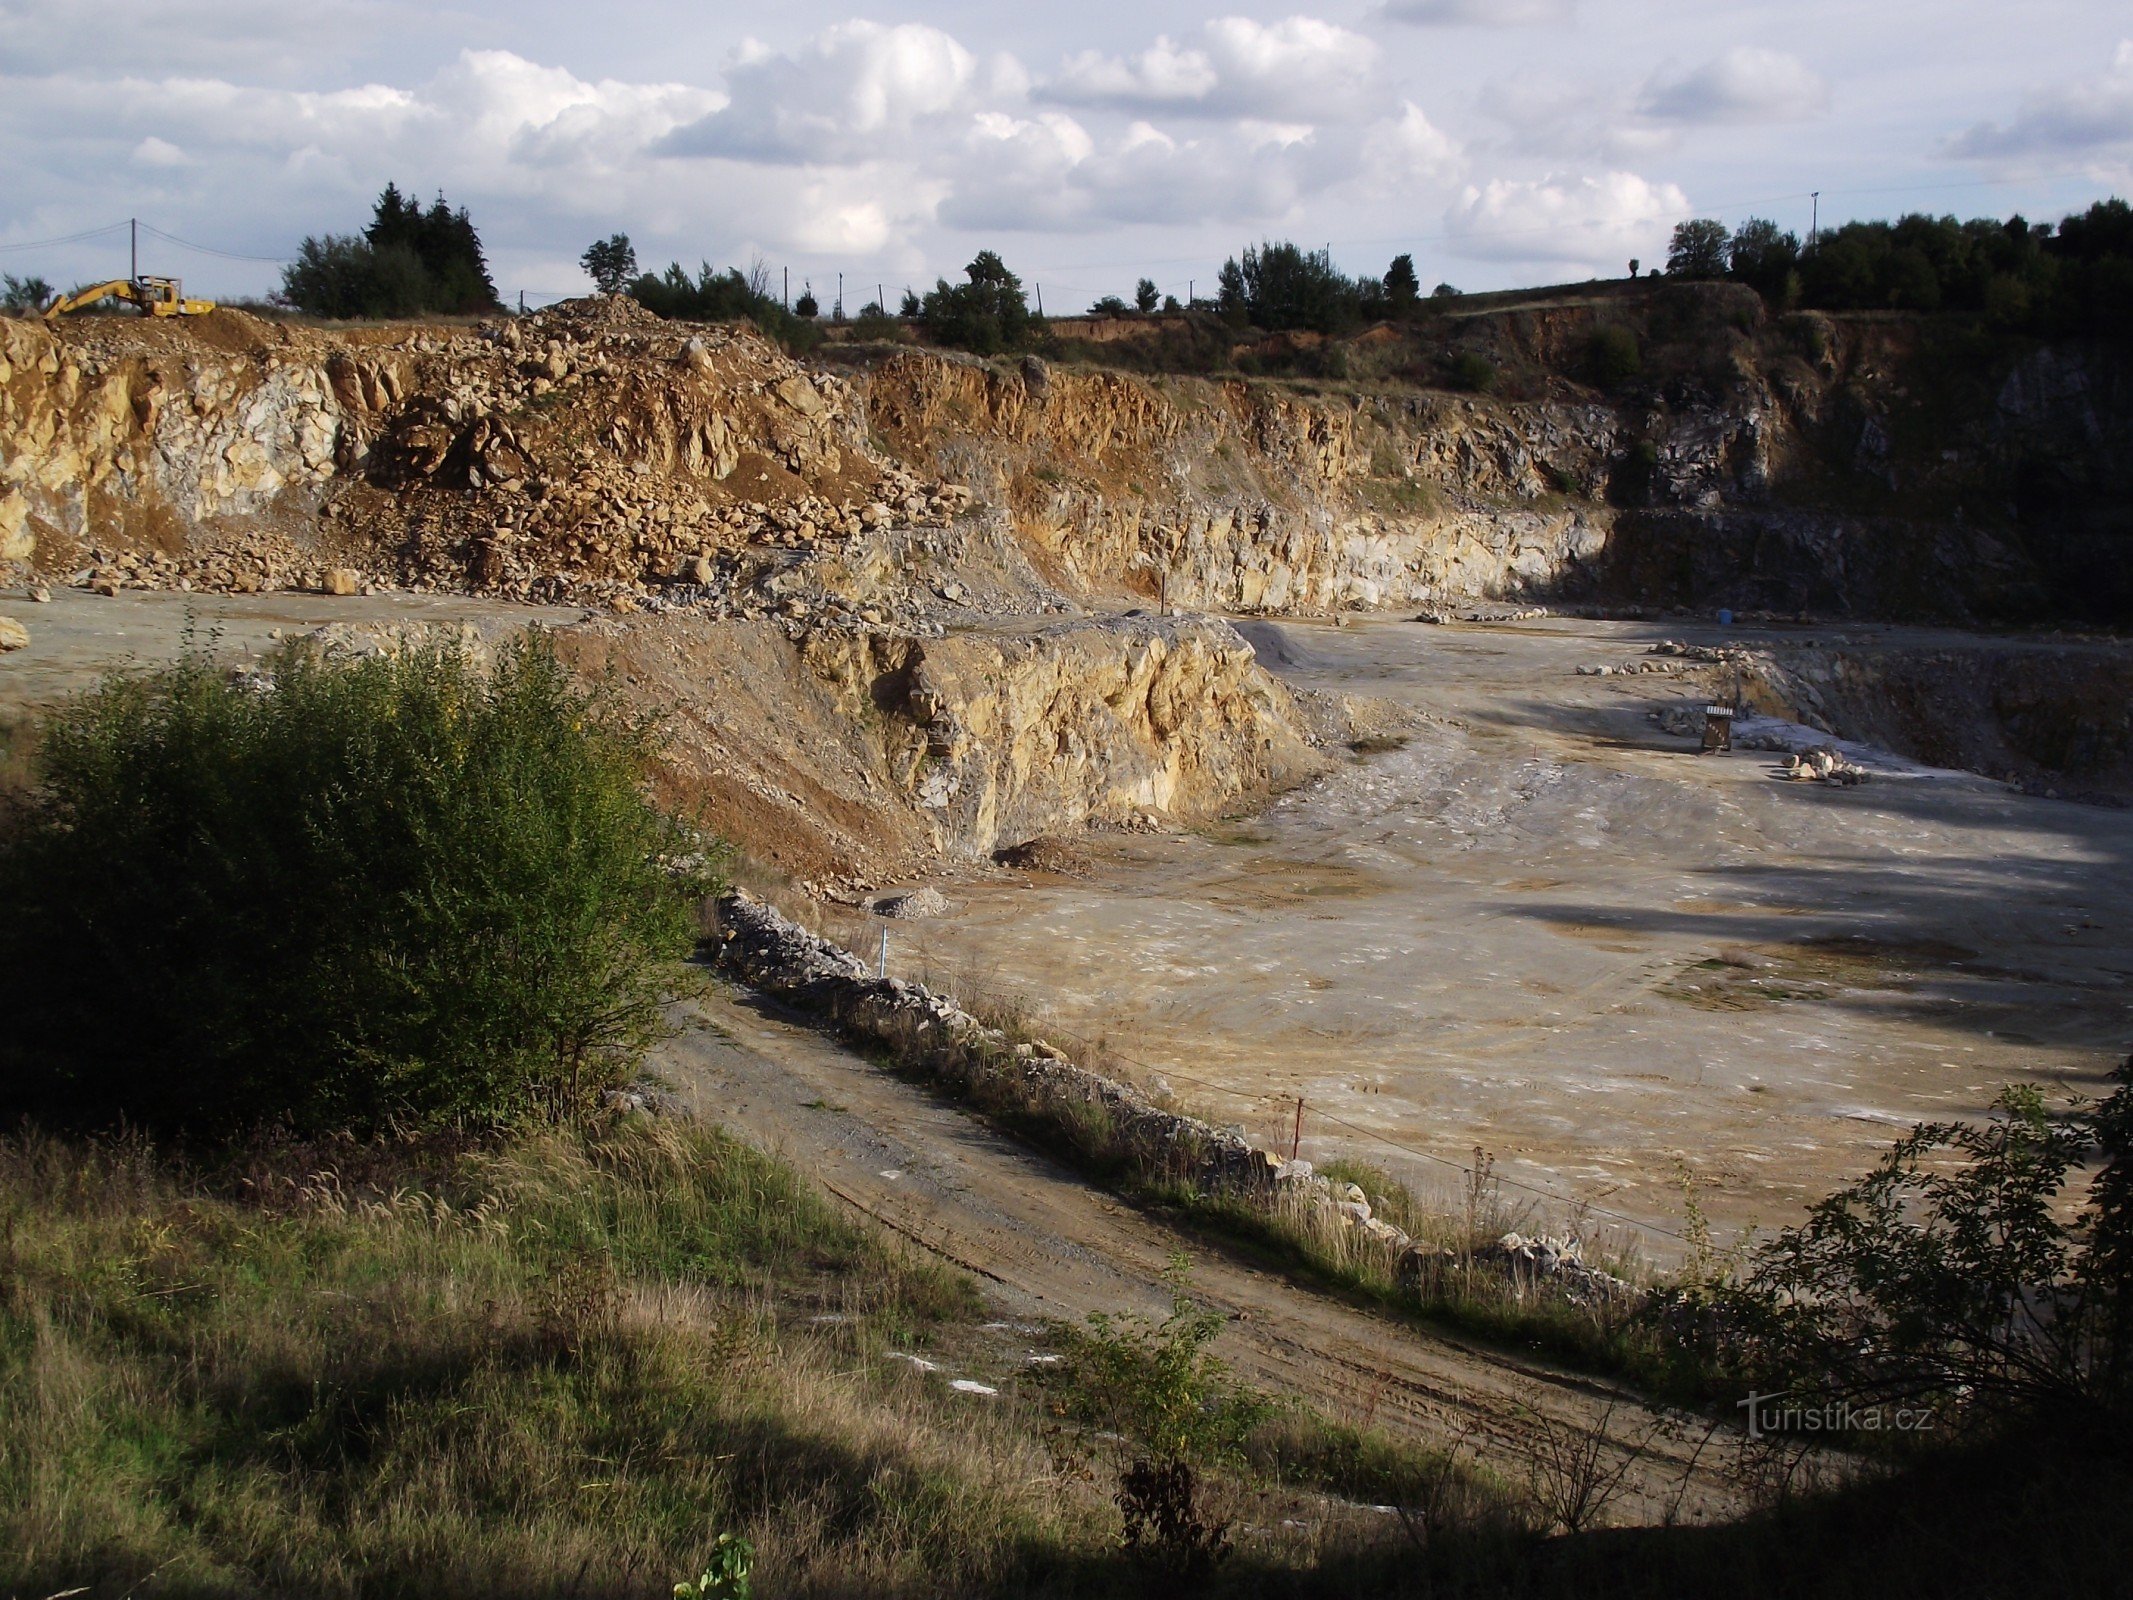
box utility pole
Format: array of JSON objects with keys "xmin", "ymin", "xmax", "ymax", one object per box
[
  {"xmin": 1188, "ymin": 278, "xmax": 1193, "ymax": 306},
  {"xmin": 1034, "ymin": 282, "xmax": 1043, "ymax": 316},
  {"xmin": 783, "ymin": 266, "xmax": 789, "ymax": 310},
  {"xmin": 837, "ymin": 271, "xmax": 843, "ymax": 318},
  {"xmin": 878, "ymin": 282, "xmax": 884, "ymax": 315},
  {"xmin": 130, "ymin": 217, "xmax": 137, "ymax": 282},
  {"xmin": 518, "ymin": 289, "xmax": 526, "ymax": 315},
  {"xmin": 1810, "ymin": 191, "xmax": 1820, "ymax": 250}
]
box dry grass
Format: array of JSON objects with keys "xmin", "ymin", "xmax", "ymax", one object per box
[
  {"xmin": 0, "ymin": 1119, "xmax": 1102, "ymax": 1599},
  {"xmin": 0, "ymin": 1117, "xmax": 1550, "ymax": 1599}
]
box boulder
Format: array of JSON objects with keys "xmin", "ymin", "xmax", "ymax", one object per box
[
  {"xmin": 0, "ymin": 615, "xmax": 28, "ymax": 652},
  {"xmin": 321, "ymin": 567, "xmax": 361, "ymax": 596}
]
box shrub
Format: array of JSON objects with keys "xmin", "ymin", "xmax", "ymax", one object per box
[
  {"xmin": 628, "ymin": 260, "xmax": 820, "ymax": 354},
  {"xmin": 0, "ymin": 636, "xmax": 714, "ymax": 1136},
  {"xmin": 1047, "ymin": 1259, "xmax": 1274, "ymax": 1575},
  {"xmin": 920, "ymin": 250, "xmax": 1036, "ymax": 354},
  {"xmin": 1447, "ymin": 350, "xmax": 1497, "ymax": 393},
  {"xmin": 1676, "ymin": 1061, "xmax": 2133, "ymax": 1434},
  {"xmin": 1585, "ymin": 323, "xmax": 1642, "ymax": 388},
  {"xmin": 1215, "ymin": 241, "xmax": 1381, "ymax": 333},
  {"xmin": 1, "ymin": 274, "xmax": 52, "ymax": 313}
]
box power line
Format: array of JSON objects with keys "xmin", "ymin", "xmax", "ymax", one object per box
[
  {"xmin": 137, "ymin": 222, "xmax": 288, "ymax": 264},
  {"xmin": 0, "ymin": 220, "xmax": 131, "ymax": 254}
]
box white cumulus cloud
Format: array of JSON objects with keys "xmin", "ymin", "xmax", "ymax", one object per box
[
  {"xmin": 1044, "ymin": 16, "xmax": 1379, "ymax": 123},
  {"xmin": 1379, "ymin": 0, "xmax": 1576, "ymax": 27},
  {"xmin": 1638, "ymin": 47, "xmax": 1830, "ymax": 125},
  {"xmin": 1949, "ymin": 40, "xmax": 2133, "ymax": 165},
  {"xmin": 660, "ymin": 22, "xmax": 1000, "ymax": 164},
  {"xmin": 1444, "ymin": 170, "xmax": 1689, "ymax": 274}
]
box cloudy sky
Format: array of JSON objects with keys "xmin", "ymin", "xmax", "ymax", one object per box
[{"xmin": 2, "ymin": 1, "xmax": 2128, "ymax": 309}]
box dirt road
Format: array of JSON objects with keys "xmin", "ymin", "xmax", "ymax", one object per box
[{"xmin": 652, "ymin": 986, "xmax": 1753, "ymax": 1527}]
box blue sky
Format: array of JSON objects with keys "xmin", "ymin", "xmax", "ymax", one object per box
[{"xmin": 3, "ymin": 1, "xmax": 2128, "ymax": 308}]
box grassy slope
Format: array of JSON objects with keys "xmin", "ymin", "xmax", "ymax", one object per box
[{"xmin": 1, "ymin": 1117, "xmax": 1529, "ymax": 1600}]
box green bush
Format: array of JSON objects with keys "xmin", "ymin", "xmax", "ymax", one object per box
[
  {"xmin": 1675, "ymin": 1063, "xmax": 2133, "ymax": 1433},
  {"xmin": 0, "ymin": 636, "xmax": 714, "ymax": 1136},
  {"xmin": 1447, "ymin": 350, "xmax": 1497, "ymax": 393},
  {"xmin": 1585, "ymin": 323, "xmax": 1642, "ymax": 388},
  {"xmin": 920, "ymin": 250, "xmax": 1037, "ymax": 355}
]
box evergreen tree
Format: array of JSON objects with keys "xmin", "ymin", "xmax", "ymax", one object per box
[
  {"xmin": 1384, "ymin": 253, "xmax": 1420, "ymax": 312},
  {"xmin": 282, "ymin": 185, "xmax": 498, "ymax": 318}
]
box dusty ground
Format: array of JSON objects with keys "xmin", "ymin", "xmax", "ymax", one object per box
[
  {"xmin": 872, "ymin": 614, "xmax": 2133, "ymax": 1253},
  {"xmin": 652, "ymin": 985, "xmax": 1750, "ymax": 1527}
]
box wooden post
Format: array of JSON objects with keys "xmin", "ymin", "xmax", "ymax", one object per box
[{"xmin": 1290, "ymin": 1097, "xmax": 1304, "ymax": 1162}]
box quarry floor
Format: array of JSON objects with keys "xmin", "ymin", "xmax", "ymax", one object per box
[
  {"xmin": 871, "ymin": 614, "xmax": 2133, "ymax": 1258},
  {"xmin": 6, "ymin": 586, "xmax": 2127, "ymax": 1261}
]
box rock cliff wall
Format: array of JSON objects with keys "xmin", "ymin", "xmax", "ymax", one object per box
[
  {"xmin": 8, "ymin": 294, "xmax": 2129, "ymax": 627},
  {"xmin": 556, "ymin": 613, "xmax": 1322, "ymax": 885}
]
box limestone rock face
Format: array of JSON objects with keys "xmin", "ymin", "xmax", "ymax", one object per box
[
  {"xmin": 801, "ymin": 614, "xmax": 1320, "ymax": 858},
  {"xmin": 860, "ymin": 352, "xmax": 1630, "ymax": 613}
]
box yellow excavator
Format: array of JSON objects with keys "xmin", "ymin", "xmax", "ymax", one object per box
[{"xmin": 43, "ymin": 274, "xmax": 215, "ymax": 320}]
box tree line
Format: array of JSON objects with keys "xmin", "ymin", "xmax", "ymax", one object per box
[
  {"xmin": 1666, "ymin": 198, "xmax": 2133, "ymax": 338},
  {"xmin": 274, "ymin": 187, "xmax": 2131, "ymax": 353},
  {"xmin": 281, "ymin": 185, "xmax": 499, "ymax": 319}
]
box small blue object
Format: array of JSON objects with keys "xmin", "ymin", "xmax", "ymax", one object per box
[{"xmin": 1716, "ymin": 608, "xmax": 1733, "ymax": 627}]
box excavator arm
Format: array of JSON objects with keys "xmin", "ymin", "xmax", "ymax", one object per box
[
  {"xmin": 42, "ymin": 275, "xmax": 216, "ymax": 320},
  {"xmin": 42, "ymin": 280, "xmax": 133, "ymax": 319}
]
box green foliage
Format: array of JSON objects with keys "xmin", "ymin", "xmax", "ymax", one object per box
[
  {"xmin": 1728, "ymin": 218, "xmax": 1801, "ymax": 305},
  {"xmin": 1087, "ymin": 294, "xmax": 1131, "ymax": 316},
  {"xmin": 919, "ymin": 250, "xmax": 1035, "ymax": 354},
  {"xmin": 1447, "ymin": 350, "xmax": 1497, "ymax": 393},
  {"xmin": 1680, "ymin": 1061, "xmax": 2133, "ymax": 1430},
  {"xmin": 1049, "ymin": 1259, "xmax": 1273, "ymax": 1576},
  {"xmin": 1385, "ymin": 252, "xmax": 1421, "ymax": 311},
  {"xmin": 1215, "ymin": 240, "xmax": 1386, "ymax": 333},
  {"xmin": 850, "ymin": 300, "xmax": 903, "ymax": 340},
  {"xmin": 1051, "ymin": 1259, "xmax": 1273, "ymax": 1471},
  {"xmin": 581, "ymin": 233, "xmax": 638, "ymax": 295},
  {"xmin": 1135, "ymin": 277, "xmax": 1160, "ymax": 314},
  {"xmin": 794, "ymin": 284, "xmax": 819, "ymax": 319},
  {"xmin": 629, "ymin": 260, "xmax": 820, "ymax": 353},
  {"xmin": 1585, "ymin": 322, "xmax": 1642, "ymax": 388},
  {"xmin": 280, "ymin": 184, "xmax": 498, "ymax": 318},
  {"xmin": 1795, "ymin": 198, "xmax": 2133, "ymax": 338},
  {"xmin": 1667, "ymin": 218, "xmax": 1731, "ymax": 279},
  {"xmin": 674, "ymin": 1533, "xmax": 753, "ymax": 1599},
  {"xmin": 0, "ymin": 637, "xmax": 713, "ymax": 1136},
  {"xmin": 1, "ymin": 274, "xmax": 51, "ymax": 312}
]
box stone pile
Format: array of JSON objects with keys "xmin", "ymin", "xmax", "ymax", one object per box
[{"xmin": 1648, "ymin": 639, "xmax": 1752, "ymax": 664}]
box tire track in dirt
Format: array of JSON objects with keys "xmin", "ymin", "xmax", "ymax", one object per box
[{"xmin": 652, "ymin": 987, "xmax": 1753, "ymax": 1527}]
